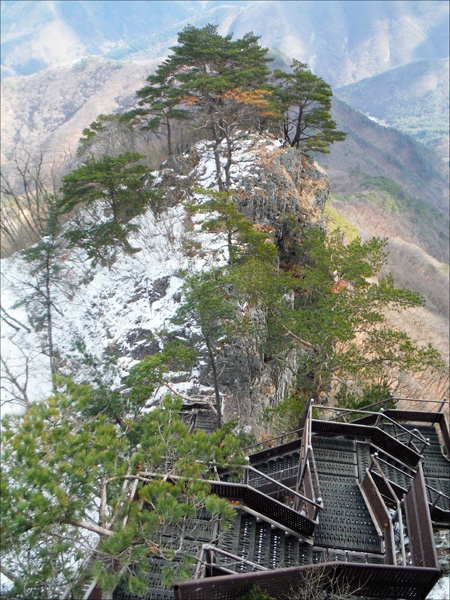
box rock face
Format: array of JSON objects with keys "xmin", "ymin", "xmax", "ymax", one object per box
[
  {"xmin": 237, "ymin": 146, "xmax": 329, "ymax": 230},
  {"xmin": 1, "ymin": 133, "xmax": 329, "ymax": 423},
  {"xmin": 227, "ymin": 146, "xmax": 328, "ymax": 420},
  {"xmin": 159, "ymin": 138, "xmax": 330, "ymax": 422}
]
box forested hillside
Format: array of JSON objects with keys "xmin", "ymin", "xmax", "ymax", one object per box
[{"xmin": 336, "ymin": 58, "xmax": 450, "ymax": 158}]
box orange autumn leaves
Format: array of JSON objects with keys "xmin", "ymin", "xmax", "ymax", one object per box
[{"xmin": 184, "ymin": 88, "xmax": 276, "ymax": 117}]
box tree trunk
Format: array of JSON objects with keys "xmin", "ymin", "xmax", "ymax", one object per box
[
  {"xmin": 224, "ymin": 130, "xmax": 233, "ymax": 189},
  {"xmin": 211, "ymin": 122, "xmax": 224, "ymax": 191},
  {"xmin": 44, "ymin": 253, "xmax": 56, "ymax": 389},
  {"xmin": 167, "ymin": 117, "xmax": 173, "ymax": 156},
  {"xmin": 227, "ymin": 229, "xmax": 234, "ymax": 265},
  {"xmin": 206, "ymin": 338, "xmax": 222, "ymax": 428},
  {"xmin": 213, "ymin": 141, "xmax": 224, "ymax": 192},
  {"xmin": 292, "ymin": 105, "xmax": 304, "ymax": 148}
]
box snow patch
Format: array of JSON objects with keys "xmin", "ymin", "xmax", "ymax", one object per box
[{"xmin": 1, "ymin": 135, "xmax": 278, "ymax": 413}]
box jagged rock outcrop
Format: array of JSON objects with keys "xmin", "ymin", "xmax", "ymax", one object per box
[
  {"xmin": 236, "ymin": 146, "xmax": 329, "ymax": 230},
  {"xmin": 225, "ymin": 146, "xmax": 328, "ymax": 420},
  {"xmin": 158, "ymin": 138, "xmax": 330, "ymax": 422},
  {"xmin": 1, "ymin": 135, "xmax": 330, "ymax": 423}
]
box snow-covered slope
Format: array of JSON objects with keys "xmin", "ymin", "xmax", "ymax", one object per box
[{"xmin": 1, "ymin": 135, "xmax": 293, "ymax": 413}]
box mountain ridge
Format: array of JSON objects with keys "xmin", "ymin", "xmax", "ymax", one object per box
[
  {"xmin": 336, "ymin": 57, "xmax": 450, "ymax": 158},
  {"xmin": 2, "ymin": 56, "xmax": 448, "ymax": 265},
  {"xmin": 2, "ymin": 0, "xmax": 448, "ymax": 86}
]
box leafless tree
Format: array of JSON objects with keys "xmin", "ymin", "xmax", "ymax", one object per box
[
  {"xmin": 0, "ymin": 338, "xmax": 48, "ymax": 409},
  {"xmin": 0, "ymin": 147, "xmax": 73, "ymax": 256},
  {"xmin": 284, "ymin": 565, "xmax": 364, "ymax": 599}
]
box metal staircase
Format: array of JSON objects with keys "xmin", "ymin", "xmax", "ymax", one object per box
[
  {"xmin": 312, "ymin": 436, "xmax": 383, "ymax": 554},
  {"xmin": 88, "ymin": 401, "xmax": 447, "ymax": 600},
  {"xmin": 365, "ymin": 420, "xmax": 450, "ymax": 521}
]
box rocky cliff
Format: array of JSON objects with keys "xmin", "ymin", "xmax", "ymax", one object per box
[
  {"xmin": 159, "ymin": 136, "xmax": 330, "ymax": 424},
  {"xmin": 0, "ymin": 135, "xmax": 329, "ymax": 425}
]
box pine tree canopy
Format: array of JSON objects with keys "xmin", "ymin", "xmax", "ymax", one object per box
[{"xmin": 274, "ymin": 60, "xmax": 347, "ymax": 152}]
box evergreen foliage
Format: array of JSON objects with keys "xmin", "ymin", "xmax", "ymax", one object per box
[
  {"xmin": 77, "ymin": 113, "xmax": 139, "ymax": 158},
  {"xmin": 131, "ymin": 68, "xmax": 189, "ymax": 157},
  {"xmin": 173, "ymin": 268, "xmax": 237, "ymax": 427},
  {"xmin": 1, "ymin": 389, "xmax": 242, "ymax": 597},
  {"xmin": 187, "ymin": 189, "xmax": 278, "ymax": 266},
  {"xmin": 77, "ymin": 26, "xmax": 347, "ymax": 186},
  {"xmin": 175, "ymin": 190, "xmax": 284, "ymax": 425},
  {"xmin": 176, "ymin": 190, "xmax": 445, "ymax": 429},
  {"xmin": 58, "ymin": 152, "xmax": 160, "ymax": 264},
  {"xmin": 274, "ymin": 59, "xmax": 347, "ymax": 152},
  {"xmin": 269, "ymin": 226, "xmax": 444, "ymax": 406},
  {"xmin": 132, "ymin": 24, "xmax": 276, "ymax": 188}
]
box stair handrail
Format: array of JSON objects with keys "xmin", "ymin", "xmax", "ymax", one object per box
[
  {"xmin": 403, "ymin": 463, "xmax": 440, "ymax": 568},
  {"xmin": 390, "ymin": 396, "xmax": 448, "ymax": 408},
  {"xmin": 369, "ymin": 453, "xmax": 406, "ymax": 566},
  {"xmin": 243, "ymin": 399, "xmax": 315, "ymax": 455},
  {"xmin": 373, "ymin": 454, "xmax": 417, "ymax": 480},
  {"xmin": 243, "ymin": 464, "xmax": 323, "ymax": 514},
  {"xmin": 138, "ymin": 466, "xmax": 323, "ymax": 518},
  {"xmin": 361, "ymin": 468, "xmax": 396, "ymax": 564},
  {"xmin": 428, "ymin": 488, "xmax": 449, "ymax": 513},
  {"xmin": 198, "ymin": 543, "xmax": 269, "ymax": 573},
  {"xmin": 244, "ymin": 427, "xmax": 305, "ymax": 454},
  {"xmin": 372, "ymin": 455, "xmax": 450, "ymax": 512},
  {"xmin": 328, "ymin": 398, "xmax": 393, "ymax": 420},
  {"xmin": 313, "ymin": 406, "xmax": 430, "ymax": 451},
  {"xmin": 328, "ymin": 396, "xmax": 448, "ymax": 419},
  {"xmin": 292, "ymin": 400, "xmax": 323, "ymax": 519},
  {"xmin": 308, "ymin": 442, "xmax": 322, "ymax": 505}
]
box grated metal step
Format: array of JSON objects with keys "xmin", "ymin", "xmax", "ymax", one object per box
[
  {"xmin": 378, "ymin": 422, "xmax": 449, "ymax": 513},
  {"xmin": 216, "ymin": 511, "xmax": 316, "ymax": 572},
  {"xmin": 312, "ymin": 436, "xmax": 382, "ymax": 554}
]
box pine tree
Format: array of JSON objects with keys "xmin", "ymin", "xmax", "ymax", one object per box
[
  {"xmin": 16, "ymin": 201, "xmax": 65, "ymax": 384},
  {"xmin": 187, "ymin": 189, "xmax": 278, "ymax": 265},
  {"xmin": 274, "ymin": 60, "xmax": 346, "ymax": 152},
  {"xmin": 270, "ymin": 226, "xmax": 445, "ymax": 402},
  {"xmin": 1, "ymin": 385, "xmax": 242, "ymax": 597},
  {"xmin": 134, "ymin": 25, "xmax": 275, "ymax": 188},
  {"xmin": 77, "ymin": 113, "xmax": 139, "ymax": 158},
  {"xmin": 173, "ymin": 269, "xmax": 238, "ymax": 427},
  {"xmin": 58, "ymin": 152, "xmax": 160, "ymax": 264},
  {"xmin": 175, "ymin": 190, "xmax": 287, "ymax": 426},
  {"xmin": 130, "ymin": 68, "xmax": 188, "ymax": 156}
]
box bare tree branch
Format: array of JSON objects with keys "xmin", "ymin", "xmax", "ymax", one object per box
[{"xmin": 1, "ymin": 304, "xmax": 31, "ymax": 332}]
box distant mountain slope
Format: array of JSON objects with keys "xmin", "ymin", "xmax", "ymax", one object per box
[
  {"xmin": 319, "ymin": 98, "xmax": 448, "ymax": 210},
  {"xmin": 1, "ymin": 0, "xmax": 448, "ymax": 86},
  {"xmin": 102, "ymin": 4, "xmax": 245, "ymax": 63},
  {"xmin": 0, "ymin": 0, "xmax": 202, "ymax": 75},
  {"xmin": 336, "ymin": 58, "xmax": 450, "ymax": 157},
  {"xmin": 224, "ymin": 0, "xmax": 450, "ymax": 87},
  {"xmin": 317, "ymin": 98, "xmax": 449, "ymax": 263},
  {"xmin": 0, "ymin": 57, "xmax": 159, "ymax": 173}
]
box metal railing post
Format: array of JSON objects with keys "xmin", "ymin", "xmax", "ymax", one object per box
[
  {"xmin": 430, "ymin": 491, "xmax": 443, "ymax": 512},
  {"xmin": 375, "ymin": 408, "xmax": 384, "ymax": 428},
  {"xmin": 297, "ymin": 445, "xmax": 311, "ymax": 489},
  {"xmin": 242, "ymin": 456, "xmax": 250, "ymax": 485},
  {"xmin": 313, "ymin": 497, "xmax": 323, "ymax": 521}
]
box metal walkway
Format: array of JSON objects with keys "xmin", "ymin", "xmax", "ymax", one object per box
[
  {"xmin": 312, "ymin": 436, "xmax": 383, "ymax": 554},
  {"xmin": 96, "ymin": 402, "xmax": 447, "ymax": 600}
]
